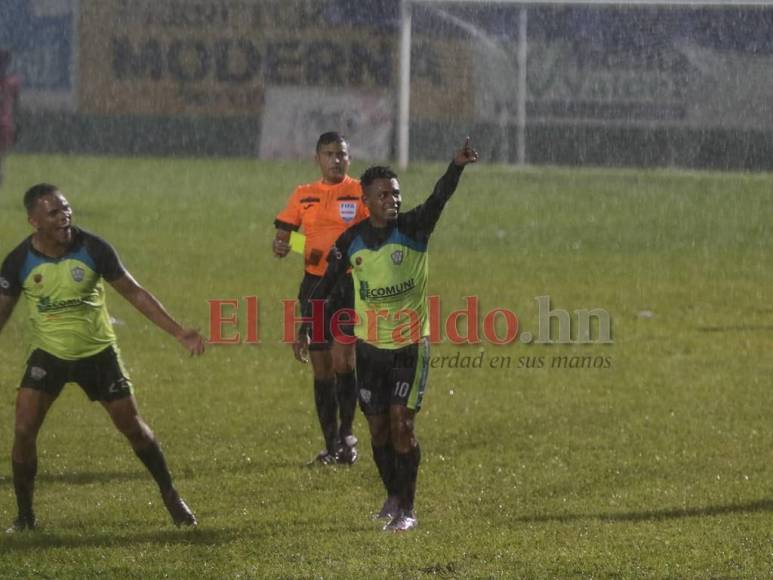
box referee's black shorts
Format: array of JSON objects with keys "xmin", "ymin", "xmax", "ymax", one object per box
[{"xmin": 298, "ymin": 272, "xmax": 356, "ymax": 351}]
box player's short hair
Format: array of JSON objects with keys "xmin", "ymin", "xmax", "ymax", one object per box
[
  {"xmin": 360, "ymin": 166, "xmax": 399, "ymax": 190},
  {"xmin": 316, "ymin": 132, "xmax": 347, "ymax": 152},
  {"xmin": 24, "ymin": 183, "xmax": 60, "ymax": 213}
]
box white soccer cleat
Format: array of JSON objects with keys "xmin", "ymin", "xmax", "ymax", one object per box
[
  {"xmin": 5, "ymin": 513, "xmax": 37, "ymax": 534},
  {"xmin": 383, "ymin": 510, "xmax": 417, "ymax": 532},
  {"xmin": 371, "ymin": 496, "xmax": 400, "ymax": 521}
]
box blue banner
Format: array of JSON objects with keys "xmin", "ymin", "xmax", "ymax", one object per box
[{"xmin": 0, "ymin": 0, "xmax": 75, "ymax": 101}]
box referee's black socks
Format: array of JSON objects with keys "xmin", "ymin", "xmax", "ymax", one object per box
[
  {"xmin": 395, "ymin": 444, "xmax": 421, "ymax": 512},
  {"xmin": 314, "ymin": 378, "xmax": 339, "ymax": 454},
  {"xmin": 336, "ymin": 371, "xmax": 357, "ymax": 441}
]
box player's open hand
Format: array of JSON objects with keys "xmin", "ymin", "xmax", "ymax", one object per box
[
  {"xmin": 292, "ymin": 333, "xmax": 309, "ymax": 364},
  {"xmin": 453, "ymin": 137, "xmax": 479, "ymax": 167},
  {"xmin": 177, "ymin": 328, "xmax": 206, "ymax": 356}
]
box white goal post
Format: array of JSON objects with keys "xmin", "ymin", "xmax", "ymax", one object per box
[{"xmin": 397, "ymin": 0, "xmax": 773, "ymax": 168}]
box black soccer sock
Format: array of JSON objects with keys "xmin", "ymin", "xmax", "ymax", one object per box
[
  {"xmin": 314, "ymin": 378, "xmax": 339, "ymax": 454},
  {"xmin": 12, "ymin": 458, "xmax": 37, "ymax": 518},
  {"xmin": 336, "ymin": 371, "xmax": 357, "ymax": 441},
  {"xmin": 371, "ymin": 442, "xmax": 399, "ymax": 496},
  {"xmin": 394, "ymin": 444, "xmax": 421, "ymax": 512},
  {"xmin": 134, "ymin": 441, "xmax": 174, "ymax": 493}
]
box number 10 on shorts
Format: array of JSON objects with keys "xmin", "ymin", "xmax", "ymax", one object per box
[{"xmin": 394, "ymin": 381, "xmax": 410, "ymax": 398}]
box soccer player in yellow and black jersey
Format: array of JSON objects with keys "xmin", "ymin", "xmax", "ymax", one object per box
[
  {"xmin": 0, "ymin": 184, "xmax": 205, "ymax": 532},
  {"xmin": 299, "ymin": 138, "xmax": 479, "ymax": 531},
  {"xmin": 273, "ymin": 132, "xmax": 368, "ymax": 465}
]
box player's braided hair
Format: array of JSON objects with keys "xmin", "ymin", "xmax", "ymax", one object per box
[
  {"xmin": 360, "ymin": 166, "xmax": 398, "ymax": 189},
  {"xmin": 24, "ymin": 183, "xmax": 60, "ymax": 213}
]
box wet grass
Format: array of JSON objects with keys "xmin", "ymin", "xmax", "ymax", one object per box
[{"xmin": 0, "ymin": 154, "xmax": 772, "ymax": 578}]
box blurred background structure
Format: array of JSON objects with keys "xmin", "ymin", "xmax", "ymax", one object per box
[{"xmin": 1, "ymin": 0, "xmax": 772, "ymax": 169}]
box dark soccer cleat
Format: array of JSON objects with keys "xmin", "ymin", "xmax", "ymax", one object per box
[
  {"xmin": 335, "ymin": 435, "xmax": 359, "ymax": 465},
  {"xmin": 5, "ymin": 512, "xmax": 37, "ymax": 534},
  {"xmin": 162, "ymin": 489, "xmax": 197, "ymax": 527},
  {"xmin": 383, "ymin": 510, "xmax": 418, "ymax": 532},
  {"xmin": 307, "ymin": 449, "xmax": 338, "ymax": 466},
  {"xmin": 336, "ymin": 445, "xmax": 358, "ymax": 465},
  {"xmin": 371, "ymin": 496, "xmax": 400, "ymax": 521}
]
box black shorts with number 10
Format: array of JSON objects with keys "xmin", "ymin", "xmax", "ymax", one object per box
[{"xmin": 355, "ymin": 337, "xmax": 430, "ymax": 416}]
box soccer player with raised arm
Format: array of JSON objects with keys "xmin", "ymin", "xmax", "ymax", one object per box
[
  {"xmin": 298, "ymin": 138, "xmax": 479, "ymax": 531},
  {"xmin": 0, "ymin": 184, "xmax": 205, "ymax": 532},
  {"xmin": 272, "ymin": 132, "xmax": 368, "ymax": 465}
]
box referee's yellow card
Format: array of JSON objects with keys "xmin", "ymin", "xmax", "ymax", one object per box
[{"xmin": 290, "ymin": 231, "xmax": 306, "ymax": 254}]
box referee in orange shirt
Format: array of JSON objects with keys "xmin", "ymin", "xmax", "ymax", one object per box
[{"xmin": 272, "ymin": 132, "xmax": 368, "ymax": 464}]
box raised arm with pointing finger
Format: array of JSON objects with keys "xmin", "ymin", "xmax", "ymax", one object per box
[{"xmin": 298, "ymin": 138, "xmax": 479, "ymax": 532}]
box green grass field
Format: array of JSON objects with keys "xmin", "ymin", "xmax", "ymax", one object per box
[{"xmin": 0, "ymin": 153, "xmax": 771, "ymax": 578}]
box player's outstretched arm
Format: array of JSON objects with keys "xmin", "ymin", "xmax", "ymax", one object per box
[
  {"xmin": 0, "ymin": 294, "xmax": 18, "ymax": 335},
  {"xmin": 109, "ymin": 273, "xmax": 205, "ymax": 356},
  {"xmin": 453, "ymin": 137, "xmax": 479, "ymax": 167},
  {"xmin": 406, "ymin": 137, "xmax": 480, "ymax": 235}
]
